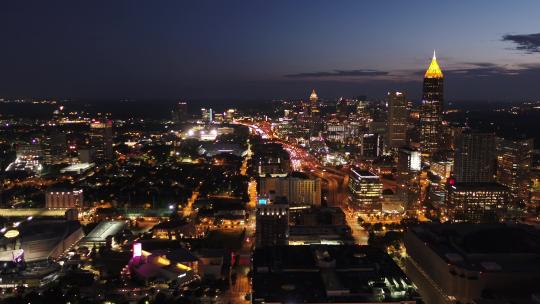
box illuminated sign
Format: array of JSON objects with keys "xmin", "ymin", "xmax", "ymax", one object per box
[
  {"xmin": 133, "ymin": 242, "xmax": 142, "ymax": 258},
  {"xmin": 258, "ymin": 199, "xmax": 267, "ymax": 205},
  {"xmin": 4, "ymin": 230, "xmax": 19, "ymax": 238}
]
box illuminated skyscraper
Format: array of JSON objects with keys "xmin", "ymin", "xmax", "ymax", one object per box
[
  {"xmin": 420, "ymin": 51, "xmax": 444, "ymax": 156},
  {"xmin": 454, "ymin": 131, "xmax": 496, "ymax": 183},
  {"xmin": 172, "ymin": 101, "xmax": 188, "ymax": 125},
  {"xmin": 387, "ymin": 91, "xmax": 408, "ymax": 149},
  {"xmin": 308, "ymin": 89, "xmax": 322, "ymax": 137},
  {"xmin": 90, "ymin": 120, "xmax": 113, "ymax": 162},
  {"xmin": 497, "ymin": 137, "xmax": 534, "ymax": 204},
  {"xmin": 348, "ymin": 168, "xmax": 383, "ymax": 212},
  {"xmin": 256, "ymin": 203, "xmax": 289, "ymax": 247}
]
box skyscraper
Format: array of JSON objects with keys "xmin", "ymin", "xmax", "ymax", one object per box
[
  {"xmin": 348, "ymin": 168, "xmax": 383, "ymax": 212},
  {"xmin": 90, "ymin": 120, "xmax": 113, "ymax": 162},
  {"xmin": 453, "ymin": 131, "xmax": 496, "ymax": 183},
  {"xmin": 172, "ymin": 101, "xmax": 188, "ymax": 126},
  {"xmin": 308, "ymin": 89, "xmax": 322, "ymax": 137},
  {"xmin": 387, "ymin": 91, "xmax": 408, "ymax": 150},
  {"xmin": 420, "ymin": 51, "xmax": 444, "ymax": 156},
  {"xmin": 255, "ymin": 203, "xmax": 289, "ymax": 248},
  {"xmin": 497, "ymin": 137, "xmax": 534, "ymax": 204}
]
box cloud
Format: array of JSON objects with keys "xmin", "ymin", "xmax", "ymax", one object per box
[
  {"xmin": 502, "ymin": 33, "xmax": 540, "ymax": 53},
  {"xmin": 445, "ymin": 62, "xmax": 521, "ymax": 77},
  {"xmin": 284, "ymin": 69, "xmax": 388, "ymax": 78}
]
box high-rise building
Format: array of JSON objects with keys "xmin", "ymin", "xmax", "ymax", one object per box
[
  {"xmin": 396, "ymin": 147, "xmax": 422, "ymax": 210},
  {"xmin": 420, "ymin": 51, "xmax": 444, "ymax": 156},
  {"xmin": 253, "ymin": 143, "xmax": 292, "ymax": 176},
  {"xmin": 348, "ymin": 168, "xmax": 383, "ymax": 212},
  {"xmin": 387, "ymin": 91, "xmax": 408, "ymax": 149},
  {"xmin": 497, "ymin": 137, "xmax": 534, "ymax": 204},
  {"xmin": 308, "ymin": 89, "xmax": 322, "ymax": 137},
  {"xmin": 255, "ymin": 203, "xmax": 289, "ymax": 248},
  {"xmin": 43, "ymin": 131, "xmax": 67, "ymax": 165},
  {"xmin": 397, "ymin": 147, "xmax": 421, "ymax": 174},
  {"xmin": 89, "ymin": 120, "xmax": 113, "ymax": 162},
  {"xmin": 445, "ymin": 182, "xmax": 509, "ymax": 223},
  {"xmin": 359, "ymin": 133, "xmax": 384, "ymax": 159},
  {"xmin": 259, "ymin": 172, "xmax": 322, "ymax": 206},
  {"xmin": 46, "ymin": 189, "xmax": 83, "ymax": 209},
  {"xmin": 201, "ymin": 108, "xmax": 213, "ymax": 124},
  {"xmin": 453, "ymin": 131, "xmax": 496, "ymax": 183},
  {"xmin": 172, "ymin": 101, "xmax": 188, "ymax": 125}
]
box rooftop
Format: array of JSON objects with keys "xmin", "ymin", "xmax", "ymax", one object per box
[
  {"xmin": 408, "ymin": 223, "xmax": 540, "ymax": 272},
  {"xmin": 252, "ymin": 245, "xmax": 417, "ymax": 303},
  {"xmin": 424, "ymin": 50, "xmax": 443, "ymax": 78}
]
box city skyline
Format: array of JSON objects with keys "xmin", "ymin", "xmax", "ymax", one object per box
[{"xmin": 1, "ymin": 1, "xmax": 540, "ymax": 101}]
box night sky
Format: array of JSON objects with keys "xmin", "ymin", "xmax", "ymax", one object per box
[{"xmin": 1, "ymin": 0, "xmax": 540, "ymax": 101}]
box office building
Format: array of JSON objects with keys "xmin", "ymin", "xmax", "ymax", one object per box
[
  {"xmin": 397, "ymin": 147, "xmax": 421, "ymax": 174},
  {"xmin": 46, "ymin": 189, "xmax": 84, "ymax": 209},
  {"xmin": 42, "ymin": 131, "xmax": 67, "ymax": 164},
  {"xmin": 259, "ymin": 172, "xmax": 321, "ymax": 206},
  {"xmin": 445, "ymin": 182, "xmax": 509, "ymax": 223},
  {"xmin": 387, "ymin": 91, "xmax": 408, "ymax": 149},
  {"xmin": 404, "ymin": 223, "xmax": 540, "ymax": 303},
  {"xmin": 253, "ymin": 143, "xmax": 292, "ymax": 176},
  {"xmin": 89, "ymin": 120, "xmax": 113, "ymax": 162},
  {"xmin": 348, "ymin": 168, "xmax": 383, "ymax": 212},
  {"xmin": 359, "ymin": 133, "xmax": 384, "ymax": 159},
  {"xmin": 454, "ymin": 131, "xmax": 496, "ymax": 183},
  {"xmin": 497, "ymin": 137, "xmax": 534, "ymax": 204},
  {"xmin": 201, "ymin": 108, "xmax": 213, "ymax": 123},
  {"xmin": 420, "ymin": 51, "xmax": 444, "ymax": 156},
  {"xmin": 255, "ymin": 203, "xmax": 289, "ymax": 247},
  {"xmin": 172, "ymin": 101, "xmax": 189, "ymax": 125},
  {"xmin": 308, "ymin": 89, "xmax": 322, "ymax": 137},
  {"xmin": 430, "ymin": 160, "xmax": 453, "ymax": 180}
]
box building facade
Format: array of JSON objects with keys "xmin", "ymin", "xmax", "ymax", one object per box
[
  {"xmin": 46, "ymin": 189, "xmax": 84, "ymax": 209},
  {"xmin": 387, "ymin": 91, "xmax": 408, "ymax": 150},
  {"xmin": 348, "ymin": 168, "xmax": 383, "ymax": 212},
  {"xmin": 255, "ymin": 204, "xmax": 289, "ymax": 248},
  {"xmin": 89, "ymin": 120, "xmax": 113, "ymax": 162},
  {"xmin": 419, "ymin": 51, "xmax": 444, "ymax": 156},
  {"xmin": 497, "ymin": 137, "xmax": 534, "ymax": 205},
  {"xmin": 454, "ymin": 131, "xmax": 496, "ymax": 183},
  {"xmin": 259, "ymin": 173, "xmax": 322, "ymax": 206},
  {"xmin": 445, "ymin": 183, "xmax": 509, "ymax": 223}
]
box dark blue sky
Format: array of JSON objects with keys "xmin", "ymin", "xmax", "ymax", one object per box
[{"xmin": 1, "ymin": 0, "xmax": 540, "ymax": 101}]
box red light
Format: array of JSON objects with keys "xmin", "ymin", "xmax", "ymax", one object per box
[{"xmin": 448, "ymin": 178, "xmax": 455, "ymax": 186}]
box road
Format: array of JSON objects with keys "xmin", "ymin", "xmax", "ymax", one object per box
[{"xmin": 237, "ymin": 119, "xmax": 369, "ymax": 247}]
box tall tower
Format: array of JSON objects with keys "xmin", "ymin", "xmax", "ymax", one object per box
[
  {"xmin": 308, "ymin": 89, "xmax": 321, "ymax": 137},
  {"xmin": 454, "ymin": 131, "xmax": 496, "ymax": 183},
  {"xmin": 387, "ymin": 91, "xmax": 408, "ymax": 150},
  {"xmin": 90, "ymin": 120, "xmax": 113, "ymax": 162},
  {"xmin": 420, "ymin": 51, "xmax": 444, "ymax": 156}
]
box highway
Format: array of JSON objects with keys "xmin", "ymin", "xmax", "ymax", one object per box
[{"xmin": 237, "ymin": 119, "xmax": 369, "ymax": 246}]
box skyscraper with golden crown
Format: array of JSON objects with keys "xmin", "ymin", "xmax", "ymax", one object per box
[
  {"xmin": 308, "ymin": 89, "xmax": 322, "ymax": 137},
  {"xmin": 420, "ymin": 51, "xmax": 444, "ymax": 156}
]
